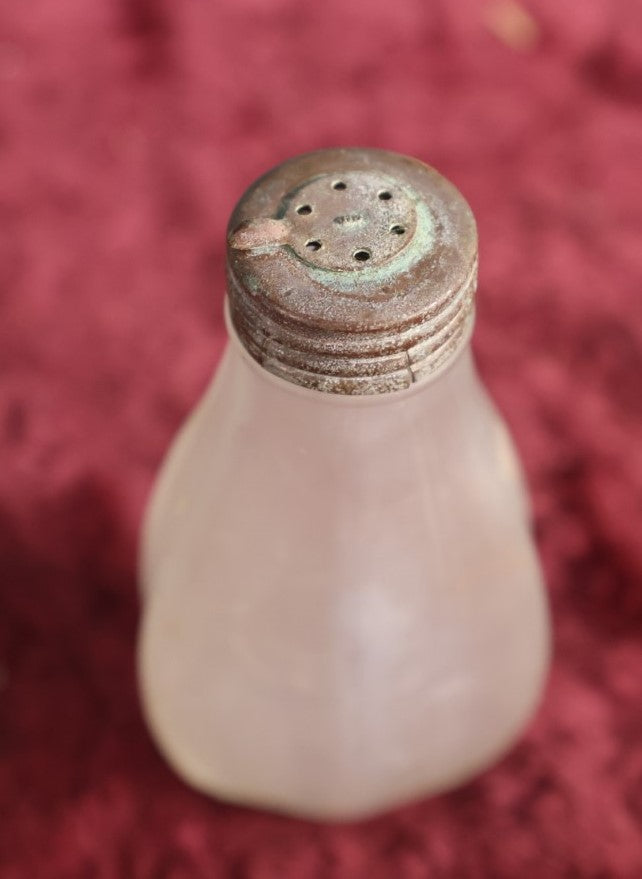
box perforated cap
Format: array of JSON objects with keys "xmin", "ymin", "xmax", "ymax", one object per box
[{"xmin": 226, "ymin": 148, "xmax": 477, "ymax": 395}]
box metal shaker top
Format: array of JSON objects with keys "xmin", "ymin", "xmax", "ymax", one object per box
[{"xmin": 226, "ymin": 148, "xmax": 478, "ymax": 395}]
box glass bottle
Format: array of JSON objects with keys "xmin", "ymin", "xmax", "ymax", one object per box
[{"xmin": 138, "ymin": 148, "xmax": 550, "ymax": 820}]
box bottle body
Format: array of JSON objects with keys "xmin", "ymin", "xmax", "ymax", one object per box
[{"xmin": 139, "ymin": 333, "xmax": 549, "ymax": 820}]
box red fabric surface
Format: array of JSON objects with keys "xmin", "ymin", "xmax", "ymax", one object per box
[{"xmin": 1, "ymin": 0, "xmax": 641, "ymax": 876}]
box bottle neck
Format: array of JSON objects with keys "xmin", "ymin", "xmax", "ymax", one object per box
[
  {"xmin": 224, "ymin": 296, "xmax": 476, "ymax": 406},
  {"xmin": 222, "ymin": 301, "xmax": 478, "ymax": 416}
]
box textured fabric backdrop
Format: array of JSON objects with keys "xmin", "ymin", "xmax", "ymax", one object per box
[{"xmin": 1, "ymin": 0, "xmax": 641, "ymax": 876}]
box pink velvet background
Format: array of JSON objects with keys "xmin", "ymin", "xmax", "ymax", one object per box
[{"xmin": 1, "ymin": 0, "xmax": 641, "ymax": 876}]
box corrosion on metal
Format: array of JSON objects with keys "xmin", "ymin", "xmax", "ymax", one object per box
[{"xmin": 226, "ymin": 148, "xmax": 478, "ymax": 395}]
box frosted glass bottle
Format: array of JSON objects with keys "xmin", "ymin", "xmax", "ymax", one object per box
[{"xmin": 138, "ymin": 149, "xmax": 550, "ymax": 820}]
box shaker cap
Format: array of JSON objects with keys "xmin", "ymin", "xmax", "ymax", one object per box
[{"xmin": 227, "ymin": 148, "xmax": 477, "ymax": 394}]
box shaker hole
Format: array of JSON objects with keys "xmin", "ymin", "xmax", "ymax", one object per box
[
  {"xmin": 332, "ymin": 181, "xmax": 347, "ymax": 190},
  {"xmin": 297, "ymin": 204, "xmax": 312, "ymax": 215},
  {"xmin": 390, "ymin": 224, "xmax": 406, "ymax": 235},
  {"xmin": 378, "ymin": 190, "xmax": 392, "ymax": 201},
  {"xmin": 306, "ymin": 239, "xmax": 322, "ymax": 251},
  {"xmin": 353, "ymin": 249, "xmax": 371, "ymax": 262}
]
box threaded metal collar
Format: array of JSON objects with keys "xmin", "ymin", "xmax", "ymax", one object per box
[{"xmin": 226, "ymin": 148, "xmax": 477, "ymax": 395}]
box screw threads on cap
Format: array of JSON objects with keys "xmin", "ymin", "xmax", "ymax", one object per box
[{"xmin": 226, "ymin": 148, "xmax": 478, "ymax": 395}]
